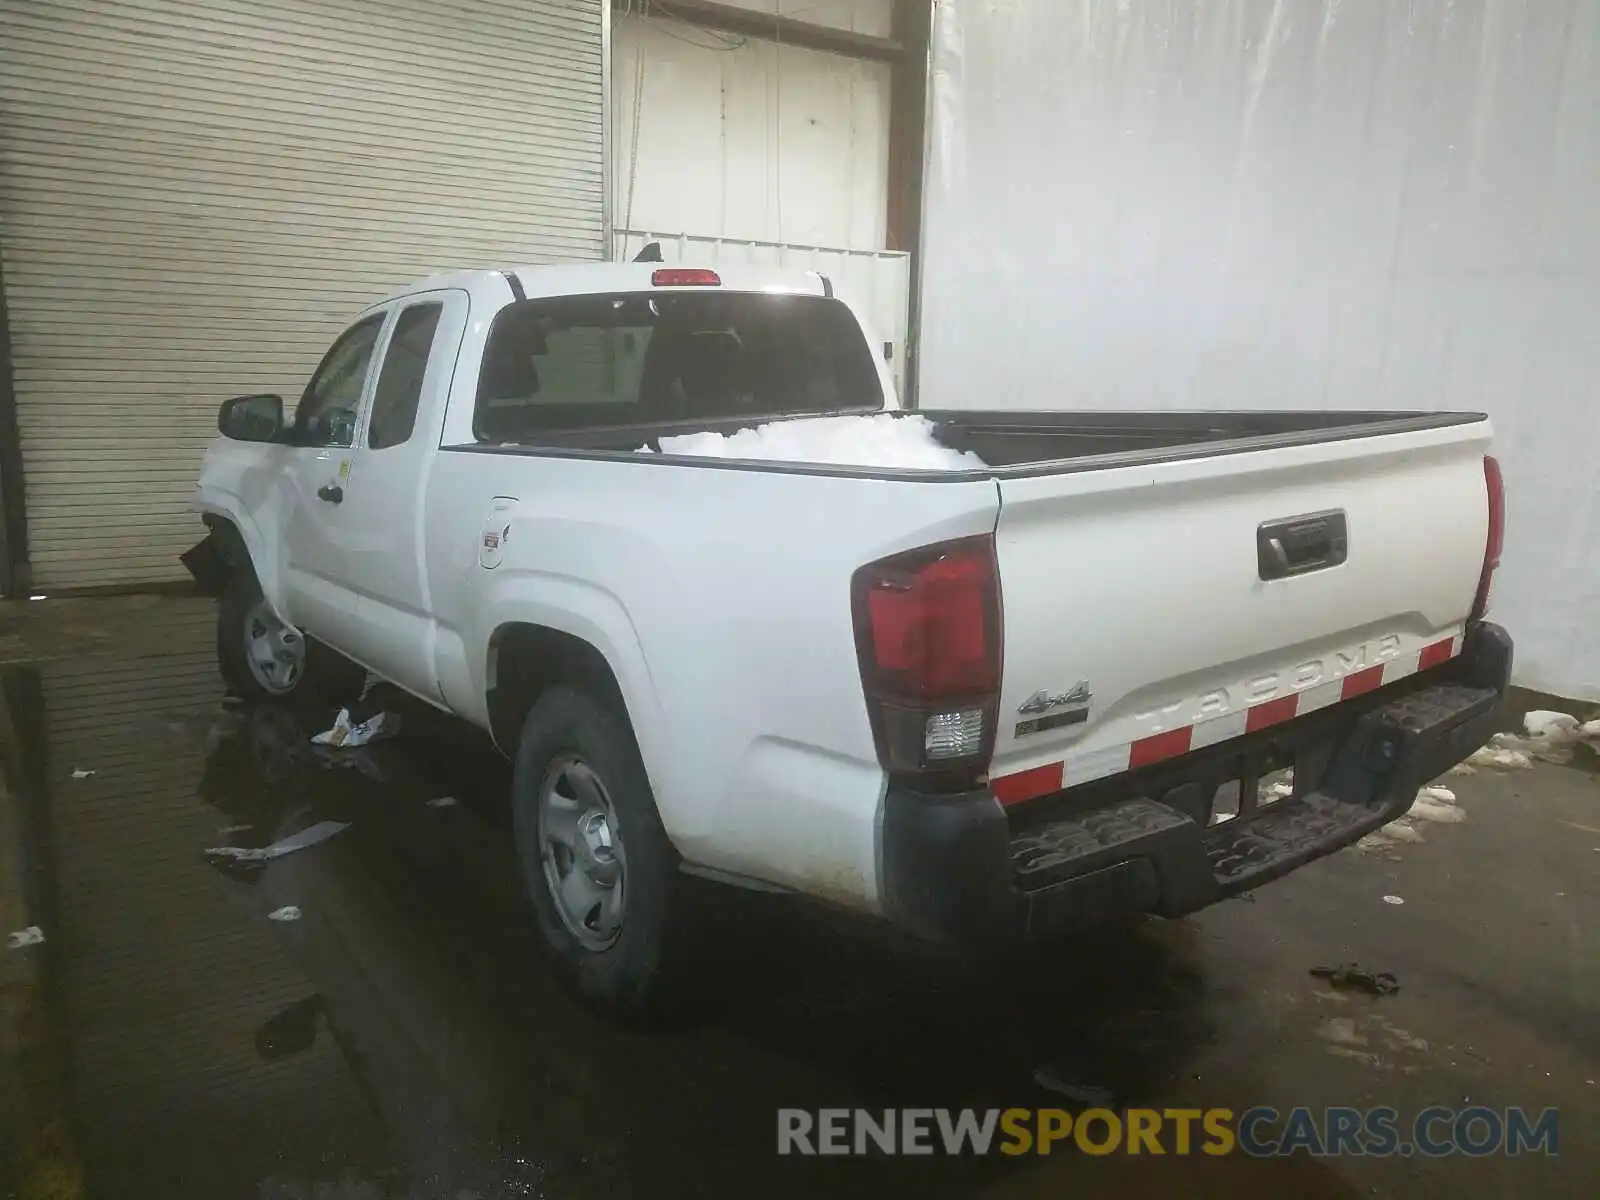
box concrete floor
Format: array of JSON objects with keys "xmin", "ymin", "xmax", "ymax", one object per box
[{"xmin": 0, "ymin": 596, "xmax": 1595, "ymax": 1198}]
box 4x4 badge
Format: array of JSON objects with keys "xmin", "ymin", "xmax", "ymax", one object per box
[
  {"xmin": 1018, "ymin": 681, "xmax": 1092, "ymax": 715},
  {"xmin": 1015, "ymin": 681, "xmax": 1092, "ymax": 738}
]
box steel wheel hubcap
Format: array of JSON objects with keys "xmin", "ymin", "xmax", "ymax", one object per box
[
  {"xmin": 243, "ymin": 599, "xmax": 305, "ymax": 694},
  {"xmin": 538, "ymin": 755, "xmax": 626, "ymax": 951}
]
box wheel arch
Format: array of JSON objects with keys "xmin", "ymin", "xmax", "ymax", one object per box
[
  {"xmin": 196, "ymin": 503, "xmax": 288, "ymax": 619},
  {"xmin": 486, "ymin": 622, "xmax": 637, "ymax": 756}
]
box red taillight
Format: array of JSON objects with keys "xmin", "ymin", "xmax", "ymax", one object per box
[
  {"xmin": 851, "ymin": 536, "xmax": 1002, "ymax": 790},
  {"xmin": 1470, "ymin": 455, "xmax": 1504, "ymax": 623},
  {"xmin": 651, "ymin": 268, "xmax": 721, "ymax": 287}
]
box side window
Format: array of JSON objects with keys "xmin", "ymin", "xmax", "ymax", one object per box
[
  {"xmin": 295, "ymin": 315, "xmax": 385, "ymax": 447},
  {"xmin": 368, "ymin": 303, "xmax": 443, "ymax": 450}
]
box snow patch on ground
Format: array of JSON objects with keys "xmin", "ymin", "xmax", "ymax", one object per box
[
  {"xmin": 645, "ymin": 414, "xmax": 986, "ymax": 471},
  {"xmin": 1358, "ymin": 783, "xmax": 1465, "ymax": 849},
  {"xmin": 1469, "ymin": 709, "xmax": 1600, "ymax": 767}
]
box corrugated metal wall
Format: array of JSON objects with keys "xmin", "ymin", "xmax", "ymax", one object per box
[{"xmin": 0, "ymin": 0, "xmax": 605, "ymax": 590}]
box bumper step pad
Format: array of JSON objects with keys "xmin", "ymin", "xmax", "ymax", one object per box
[{"xmin": 1007, "ymin": 681, "xmax": 1503, "ymax": 920}]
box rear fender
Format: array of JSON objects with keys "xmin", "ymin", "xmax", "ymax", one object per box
[{"xmin": 475, "ymin": 578, "xmax": 669, "ymax": 822}]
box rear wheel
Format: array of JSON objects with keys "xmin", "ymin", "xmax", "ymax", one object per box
[{"xmin": 511, "ymin": 685, "xmax": 678, "ymax": 1019}]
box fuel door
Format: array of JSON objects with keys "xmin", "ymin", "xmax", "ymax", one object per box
[{"xmin": 479, "ymin": 497, "xmax": 517, "ymax": 569}]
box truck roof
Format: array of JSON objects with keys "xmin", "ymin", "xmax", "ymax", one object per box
[{"xmin": 370, "ymin": 261, "xmax": 835, "ymax": 312}]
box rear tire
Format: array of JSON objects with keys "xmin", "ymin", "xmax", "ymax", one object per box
[{"xmin": 511, "ymin": 685, "xmax": 679, "ymax": 1020}]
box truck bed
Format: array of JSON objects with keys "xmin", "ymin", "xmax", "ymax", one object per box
[{"xmin": 484, "ymin": 408, "xmax": 1484, "ymax": 476}]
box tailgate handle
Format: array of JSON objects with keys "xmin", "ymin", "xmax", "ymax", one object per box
[{"xmin": 1258, "ymin": 510, "xmax": 1348, "ymax": 580}]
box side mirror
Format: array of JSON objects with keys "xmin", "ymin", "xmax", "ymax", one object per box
[{"xmin": 218, "ymin": 394, "xmax": 284, "ymax": 442}]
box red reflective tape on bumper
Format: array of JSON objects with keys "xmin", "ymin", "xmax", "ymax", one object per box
[
  {"xmin": 1246, "ymin": 694, "xmax": 1300, "ymax": 733},
  {"xmin": 1418, "ymin": 637, "xmax": 1456, "ymax": 671},
  {"xmin": 991, "ymin": 761, "xmax": 1064, "ymax": 807},
  {"xmin": 1340, "ymin": 664, "xmax": 1386, "ymax": 700},
  {"xmin": 1128, "ymin": 726, "xmax": 1193, "ymax": 770}
]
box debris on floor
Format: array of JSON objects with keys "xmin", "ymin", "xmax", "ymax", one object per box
[
  {"xmin": 204, "ymin": 819, "xmax": 351, "ymax": 864},
  {"xmin": 7, "ymin": 925, "xmax": 45, "ymax": 950},
  {"xmin": 311, "ymin": 707, "xmax": 401, "ymax": 749},
  {"xmin": 1382, "ymin": 894, "xmax": 1405, "ymax": 905},
  {"xmin": 70, "ymin": 768, "xmax": 96, "ymax": 779},
  {"xmin": 1031, "ymin": 1066, "xmax": 1114, "ymax": 1107},
  {"xmin": 1311, "ymin": 963, "xmax": 1401, "ymax": 995},
  {"xmin": 268, "ymin": 906, "xmax": 302, "ymax": 922},
  {"xmin": 426, "ymin": 796, "xmax": 458, "ymax": 809}
]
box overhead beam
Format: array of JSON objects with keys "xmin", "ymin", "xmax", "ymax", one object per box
[
  {"xmin": 647, "ymin": 0, "xmax": 907, "ymax": 63},
  {"xmin": 885, "ymin": 0, "xmax": 930, "ymax": 253},
  {"xmin": 886, "ymin": 0, "xmax": 932, "ymax": 408}
]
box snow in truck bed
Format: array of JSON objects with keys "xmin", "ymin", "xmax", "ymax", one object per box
[{"xmin": 642, "ymin": 414, "xmax": 986, "ymax": 470}]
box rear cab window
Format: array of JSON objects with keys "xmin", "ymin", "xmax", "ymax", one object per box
[
  {"xmin": 472, "ymin": 292, "xmax": 882, "ymax": 441},
  {"xmin": 368, "ymin": 302, "xmax": 444, "ymax": 450}
]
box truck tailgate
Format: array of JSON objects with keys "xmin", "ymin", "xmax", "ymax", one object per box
[{"xmin": 987, "ymin": 419, "xmax": 1494, "ymax": 804}]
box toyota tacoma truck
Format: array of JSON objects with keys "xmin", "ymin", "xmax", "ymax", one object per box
[{"xmin": 188, "ymin": 262, "xmax": 1511, "ymax": 1017}]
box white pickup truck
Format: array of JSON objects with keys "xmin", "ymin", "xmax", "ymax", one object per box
[{"xmin": 190, "ymin": 261, "xmax": 1511, "ymax": 1017}]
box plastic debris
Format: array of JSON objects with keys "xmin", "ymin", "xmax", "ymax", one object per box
[
  {"xmin": 1382, "ymin": 894, "xmax": 1405, "ymax": 905},
  {"xmin": 268, "ymin": 906, "xmax": 302, "ymax": 922},
  {"xmin": 204, "ymin": 820, "xmax": 351, "ymax": 864},
  {"xmin": 1311, "ymin": 963, "xmax": 1400, "ymax": 996},
  {"xmin": 70, "ymin": 768, "xmax": 96, "ymax": 779},
  {"xmin": 1447, "ymin": 762, "xmax": 1477, "ymax": 776},
  {"xmin": 7, "ymin": 925, "xmax": 45, "ymax": 950},
  {"xmin": 358, "ymin": 672, "xmax": 380, "ymax": 701},
  {"xmin": 1032, "ymin": 1066, "xmax": 1114, "ymax": 1107},
  {"xmin": 311, "ymin": 708, "xmax": 401, "ymax": 749},
  {"xmin": 426, "ymin": 796, "xmax": 458, "ymax": 809}
]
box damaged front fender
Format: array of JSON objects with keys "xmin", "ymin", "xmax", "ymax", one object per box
[{"xmin": 181, "ymin": 530, "xmax": 233, "ymax": 596}]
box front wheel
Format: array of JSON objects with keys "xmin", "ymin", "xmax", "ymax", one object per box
[
  {"xmin": 216, "ymin": 570, "xmax": 365, "ymax": 702},
  {"xmin": 217, "ymin": 570, "xmax": 307, "ymax": 700},
  {"xmin": 511, "ymin": 685, "xmax": 679, "ymax": 1020}
]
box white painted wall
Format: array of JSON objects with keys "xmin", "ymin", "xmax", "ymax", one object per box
[
  {"xmin": 918, "ymin": 0, "xmax": 1600, "ymax": 701},
  {"xmin": 612, "ymin": 10, "xmax": 890, "ymax": 250}
]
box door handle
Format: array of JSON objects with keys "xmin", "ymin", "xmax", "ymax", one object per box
[{"xmin": 317, "ymin": 484, "xmax": 344, "ymax": 504}]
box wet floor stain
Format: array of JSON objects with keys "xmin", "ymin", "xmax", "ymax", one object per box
[{"xmin": 1, "ymin": 598, "xmax": 1596, "ymax": 1198}]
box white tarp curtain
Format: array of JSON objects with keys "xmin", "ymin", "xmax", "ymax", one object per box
[{"xmin": 919, "ymin": 0, "xmax": 1600, "ymax": 700}]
